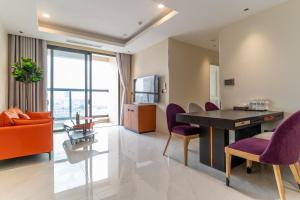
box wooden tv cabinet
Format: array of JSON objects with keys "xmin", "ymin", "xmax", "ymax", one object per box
[{"xmin": 123, "ymin": 104, "xmax": 156, "ymax": 133}]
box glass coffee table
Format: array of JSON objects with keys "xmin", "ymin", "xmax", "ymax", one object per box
[
  {"xmin": 66, "ymin": 129, "xmax": 96, "ymax": 145},
  {"xmin": 64, "ymin": 119, "xmax": 96, "ymax": 145}
]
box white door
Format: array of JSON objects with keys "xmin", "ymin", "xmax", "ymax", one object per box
[{"xmin": 210, "ymin": 65, "xmax": 220, "ymax": 107}]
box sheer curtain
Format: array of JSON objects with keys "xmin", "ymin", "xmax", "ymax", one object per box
[
  {"xmin": 116, "ymin": 53, "xmax": 131, "ymax": 124},
  {"xmin": 8, "ymin": 35, "xmax": 47, "ymax": 111}
]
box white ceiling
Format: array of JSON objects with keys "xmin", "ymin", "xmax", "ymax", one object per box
[
  {"xmin": 0, "ymin": 0, "xmax": 287, "ymax": 53},
  {"xmin": 37, "ymin": 0, "xmax": 170, "ymax": 40}
]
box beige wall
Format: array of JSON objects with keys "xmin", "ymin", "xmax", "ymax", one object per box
[
  {"xmin": 169, "ymin": 38, "xmax": 219, "ymax": 110},
  {"xmin": 220, "ymin": 0, "xmax": 300, "ymax": 115},
  {"xmin": 132, "ymin": 38, "xmax": 219, "ymax": 134},
  {"xmin": 132, "ymin": 39, "xmax": 169, "ymax": 134},
  {"xmin": 0, "ymin": 22, "xmax": 8, "ymax": 111}
]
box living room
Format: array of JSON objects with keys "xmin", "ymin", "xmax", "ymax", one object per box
[{"xmin": 1, "ymin": 0, "xmax": 300, "ymax": 200}]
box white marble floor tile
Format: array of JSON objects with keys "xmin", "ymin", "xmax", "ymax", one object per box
[{"xmin": 0, "ymin": 126, "xmax": 299, "ymax": 200}]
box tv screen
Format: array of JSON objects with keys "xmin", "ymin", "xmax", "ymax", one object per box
[{"xmin": 134, "ymin": 75, "xmax": 159, "ymax": 103}]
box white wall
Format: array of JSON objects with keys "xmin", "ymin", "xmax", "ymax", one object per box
[
  {"xmin": 0, "ymin": 21, "xmax": 8, "ymax": 111},
  {"xmin": 169, "ymin": 39, "xmax": 219, "ymax": 110},
  {"xmin": 220, "ymin": 0, "xmax": 300, "ymax": 115},
  {"xmin": 132, "ymin": 40, "xmax": 169, "ymax": 134}
]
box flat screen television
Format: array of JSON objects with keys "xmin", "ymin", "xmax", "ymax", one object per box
[{"xmin": 134, "ymin": 75, "xmax": 159, "ymax": 103}]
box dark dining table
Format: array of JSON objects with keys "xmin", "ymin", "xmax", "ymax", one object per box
[{"xmin": 176, "ymin": 109, "xmax": 284, "ymax": 171}]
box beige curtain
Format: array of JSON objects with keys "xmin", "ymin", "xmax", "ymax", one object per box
[
  {"xmin": 8, "ymin": 35, "xmax": 47, "ymax": 112},
  {"xmin": 116, "ymin": 53, "xmax": 131, "ymax": 124}
]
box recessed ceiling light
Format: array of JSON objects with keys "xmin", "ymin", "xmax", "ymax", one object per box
[
  {"xmin": 138, "ymin": 21, "xmax": 143, "ymax": 26},
  {"xmin": 42, "ymin": 13, "xmax": 50, "ymax": 19},
  {"xmin": 158, "ymin": 4, "xmax": 165, "ymax": 9},
  {"xmin": 243, "ymin": 8, "xmax": 250, "ymax": 12},
  {"xmin": 19, "ymin": 31, "xmax": 24, "ymax": 34}
]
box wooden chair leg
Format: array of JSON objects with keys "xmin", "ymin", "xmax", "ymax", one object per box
[
  {"xmin": 163, "ymin": 135, "xmax": 172, "ymax": 156},
  {"xmin": 273, "ymin": 165, "xmax": 286, "ymax": 200},
  {"xmin": 289, "ymin": 163, "xmax": 300, "ymax": 189},
  {"xmin": 225, "ymin": 148, "xmax": 232, "ymax": 186},
  {"xmin": 246, "ymin": 160, "xmax": 252, "ymax": 174},
  {"xmin": 184, "ymin": 137, "xmax": 189, "ymax": 166}
]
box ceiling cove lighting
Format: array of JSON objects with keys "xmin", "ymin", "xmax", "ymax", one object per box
[
  {"xmin": 42, "ymin": 13, "xmax": 50, "ymax": 19},
  {"xmin": 158, "ymin": 4, "xmax": 165, "ymax": 9}
]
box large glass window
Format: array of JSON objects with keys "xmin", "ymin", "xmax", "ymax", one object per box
[{"xmin": 47, "ymin": 47, "xmax": 119, "ymax": 131}]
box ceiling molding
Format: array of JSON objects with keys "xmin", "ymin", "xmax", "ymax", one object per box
[{"xmin": 38, "ymin": 8, "xmax": 177, "ymax": 48}]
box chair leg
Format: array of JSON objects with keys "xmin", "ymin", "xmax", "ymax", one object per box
[
  {"xmin": 184, "ymin": 137, "xmax": 189, "ymax": 166},
  {"xmin": 48, "ymin": 152, "xmax": 52, "ymax": 161},
  {"xmin": 163, "ymin": 135, "xmax": 172, "ymax": 156},
  {"xmin": 289, "ymin": 163, "xmax": 300, "ymax": 189},
  {"xmin": 225, "ymin": 148, "xmax": 232, "ymax": 186},
  {"xmin": 246, "ymin": 160, "xmax": 252, "ymax": 174},
  {"xmin": 273, "ymin": 165, "xmax": 286, "ymax": 200}
]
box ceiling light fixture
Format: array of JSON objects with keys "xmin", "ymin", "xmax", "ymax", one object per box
[
  {"xmin": 243, "ymin": 8, "xmax": 250, "ymax": 12},
  {"xmin": 158, "ymin": 4, "xmax": 165, "ymax": 9},
  {"xmin": 42, "ymin": 13, "xmax": 50, "ymax": 19}
]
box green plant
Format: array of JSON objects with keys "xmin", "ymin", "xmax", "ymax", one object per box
[{"xmin": 12, "ymin": 57, "xmax": 43, "ymax": 111}]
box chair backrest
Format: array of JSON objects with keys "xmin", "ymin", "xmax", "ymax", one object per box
[
  {"xmin": 166, "ymin": 103, "xmax": 188, "ymax": 134},
  {"xmin": 205, "ymin": 102, "xmax": 220, "ymax": 111},
  {"xmin": 260, "ymin": 110, "xmax": 300, "ymax": 165},
  {"xmin": 188, "ymin": 103, "xmax": 204, "ymax": 113}
]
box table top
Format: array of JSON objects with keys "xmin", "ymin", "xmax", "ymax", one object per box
[
  {"xmin": 177, "ymin": 110, "xmax": 284, "ymax": 130},
  {"xmin": 178, "ymin": 110, "xmax": 283, "ymax": 121}
]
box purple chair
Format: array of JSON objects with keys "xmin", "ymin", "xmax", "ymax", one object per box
[
  {"xmin": 163, "ymin": 103, "xmax": 202, "ymax": 166},
  {"xmin": 205, "ymin": 102, "xmax": 220, "ymax": 111},
  {"xmin": 225, "ymin": 110, "xmax": 300, "ymax": 200}
]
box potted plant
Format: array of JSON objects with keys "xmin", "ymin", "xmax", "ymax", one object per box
[{"xmin": 12, "ymin": 57, "xmax": 44, "ymax": 111}]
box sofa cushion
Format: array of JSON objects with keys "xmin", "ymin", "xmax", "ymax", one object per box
[
  {"xmin": 27, "ymin": 112, "xmax": 52, "ymax": 119},
  {"xmin": 18, "ymin": 113, "xmax": 31, "ymax": 119},
  {"xmin": 13, "ymin": 119, "xmax": 52, "ymax": 126}
]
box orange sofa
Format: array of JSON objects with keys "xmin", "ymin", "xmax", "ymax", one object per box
[{"xmin": 0, "ymin": 109, "xmax": 53, "ymax": 160}]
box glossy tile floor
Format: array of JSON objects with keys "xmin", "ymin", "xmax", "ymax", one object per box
[{"xmin": 0, "ymin": 126, "xmax": 299, "ymax": 200}]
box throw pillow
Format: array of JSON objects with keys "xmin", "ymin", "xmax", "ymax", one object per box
[
  {"xmin": 4, "ymin": 111, "xmax": 20, "ymax": 126},
  {"xmin": 18, "ymin": 113, "xmax": 31, "ymax": 119}
]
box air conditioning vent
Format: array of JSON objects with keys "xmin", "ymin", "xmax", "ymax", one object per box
[{"xmin": 66, "ymin": 40, "xmax": 102, "ymax": 49}]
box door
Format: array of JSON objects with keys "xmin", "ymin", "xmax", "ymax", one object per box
[{"xmin": 210, "ymin": 65, "xmax": 220, "ymax": 107}]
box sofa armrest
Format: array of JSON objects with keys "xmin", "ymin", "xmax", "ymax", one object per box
[{"xmin": 27, "ymin": 112, "xmax": 52, "ymax": 120}]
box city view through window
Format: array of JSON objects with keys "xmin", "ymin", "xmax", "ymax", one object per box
[{"xmin": 47, "ymin": 48, "xmax": 119, "ymax": 130}]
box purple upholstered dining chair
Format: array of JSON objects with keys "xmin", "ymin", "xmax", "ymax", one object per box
[
  {"xmin": 163, "ymin": 103, "xmax": 202, "ymax": 166},
  {"xmin": 225, "ymin": 110, "xmax": 300, "ymax": 200},
  {"xmin": 205, "ymin": 102, "xmax": 220, "ymax": 111}
]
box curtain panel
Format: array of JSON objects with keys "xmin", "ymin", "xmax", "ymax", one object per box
[
  {"xmin": 8, "ymin": 35, "xmax": 47, "ymax": 112},
  {"xmin": 116, "ymin": 53, "xmax": 131, "ymax": 124}
]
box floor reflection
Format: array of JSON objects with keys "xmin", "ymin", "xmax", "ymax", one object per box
[
  {"xmin": 0, "ymin": 126, "xmax": 299, "ymax": 200},
  {"xmin": 53, "ymin": 128, "xmax": 116, "ymax": 199}
]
